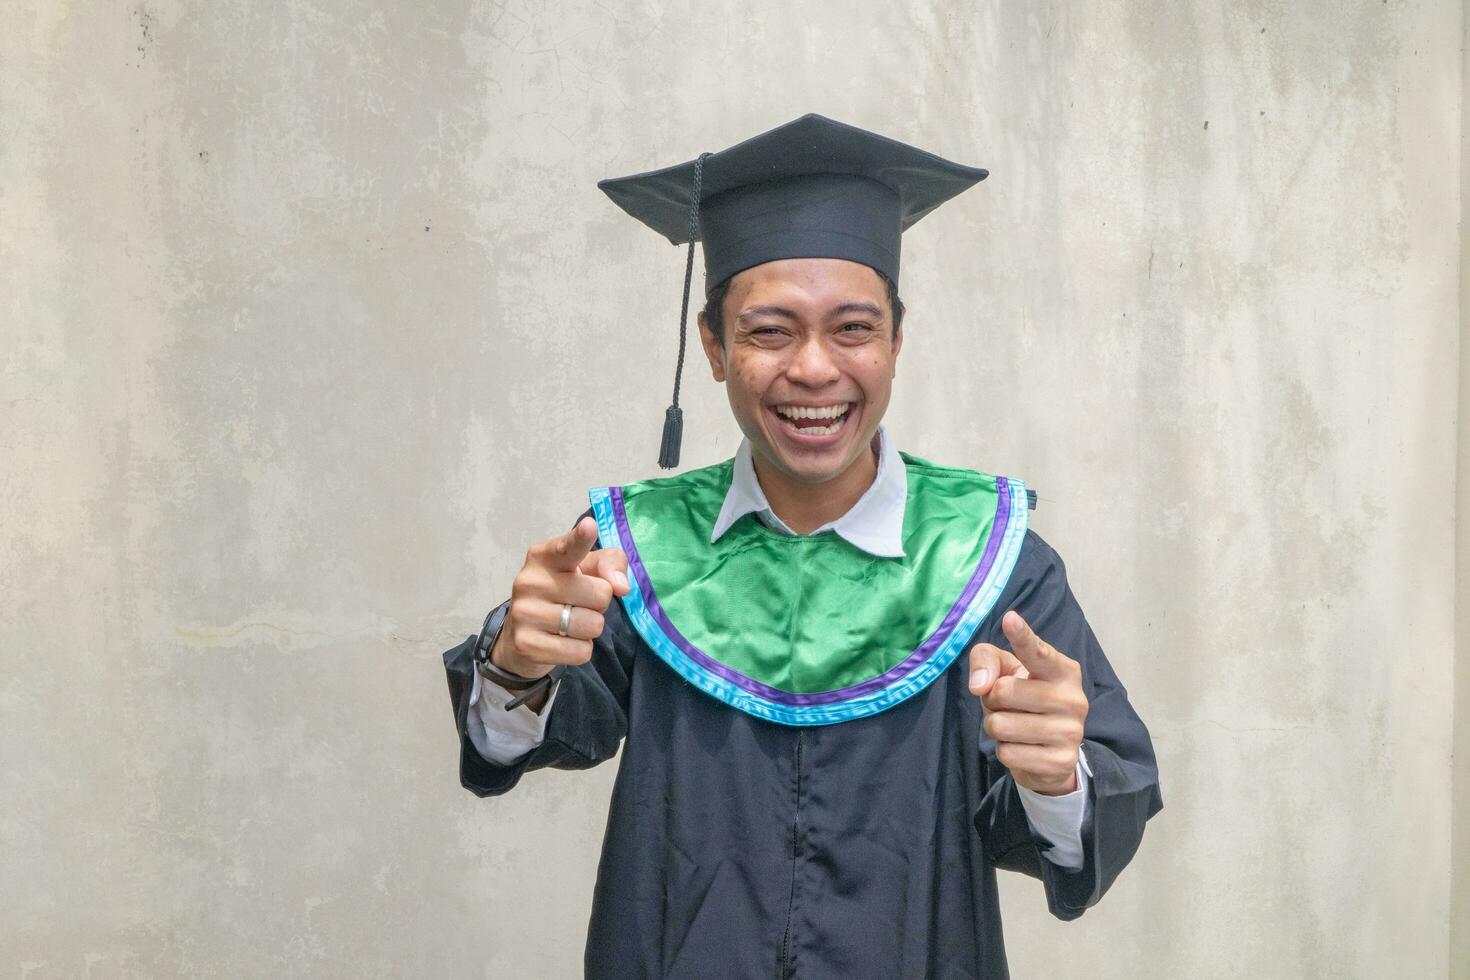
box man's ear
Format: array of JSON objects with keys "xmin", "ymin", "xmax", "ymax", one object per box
[
  {"xmin": 890, "ymin": 322, "xmax": 903, "ymax": 376},
  {"xmin": 697, "ymin": 312, "xmax": 726, "ymax": 383}
]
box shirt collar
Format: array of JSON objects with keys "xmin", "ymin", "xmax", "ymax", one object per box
[{"xmin": 709, "ymin": 426, "xmax": 908, "ymax": 558}]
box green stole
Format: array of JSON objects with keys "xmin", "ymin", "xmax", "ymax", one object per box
[{"xmin": 589, "ymin": 452, "xmax": 1028, "ymax": 726}]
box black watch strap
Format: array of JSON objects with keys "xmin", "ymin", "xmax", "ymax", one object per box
[{"xmin": 473, "ymin": 603, "xmax": 567, "ymax": 709}]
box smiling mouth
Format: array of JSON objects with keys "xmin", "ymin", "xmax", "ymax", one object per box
[{"xmin": 771, "ymin": 402, "xmax": 854, "ymax": 438}]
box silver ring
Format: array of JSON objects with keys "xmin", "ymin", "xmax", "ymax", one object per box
[{"xmin": 558, "ymin": 603, "xmax": 573, "ymax": 637}]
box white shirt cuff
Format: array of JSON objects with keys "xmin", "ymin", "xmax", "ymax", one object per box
[
  {"xmin": 1015, "ymin": 746, "xmax": 1093, "ymax": 871},
  {"xmin": 464, "ymin": 665, "xmax": 559, "ymax": 766}
]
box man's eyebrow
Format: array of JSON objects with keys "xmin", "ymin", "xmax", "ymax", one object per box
[
  {"xmin": 735, "ymin": 305, "xmax": 798, "ymax": 323},
  {"xmin": 827, "ymin": 301, "xmax": 884, "ymax": 319}
]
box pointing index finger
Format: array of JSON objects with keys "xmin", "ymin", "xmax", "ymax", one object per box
[
  {"xmin": 1002, "ymin": 610, "xmax": 1065, "ymax": 681},
  {"xmin": 545, "ymin": 515, "xmax": 599, "ymax": 571}
]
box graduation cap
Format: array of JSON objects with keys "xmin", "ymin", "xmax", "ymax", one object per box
[{"xmin": 598, "ymin": 113, "xmax": 988, "ymax": 468}]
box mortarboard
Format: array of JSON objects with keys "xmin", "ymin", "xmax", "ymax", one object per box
[{"xmin": 598, "ymin": 113, "xmax": 988, "ymax": 468}]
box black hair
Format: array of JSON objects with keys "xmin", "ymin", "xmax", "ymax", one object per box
[{"xmin": 701, "ymin": 268, "xmax": 905, "ymax": 345}]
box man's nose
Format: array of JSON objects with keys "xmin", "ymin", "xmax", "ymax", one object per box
[{"xmin": 785, "ymin": 336, "xmax": 841, "ymax": 387}]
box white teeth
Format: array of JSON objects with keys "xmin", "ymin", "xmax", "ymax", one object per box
[
  {"xmin": 775, "ymin": 403, "xmax": 851, "ymax": 420},
  {"xmin": 775, "ymin": 408, "xmax": 851, "ymax": 437}
]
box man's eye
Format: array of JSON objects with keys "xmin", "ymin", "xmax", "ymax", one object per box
[{"xmin": 840, "ymin": 322, "xmax": 874, "ymax": 332}]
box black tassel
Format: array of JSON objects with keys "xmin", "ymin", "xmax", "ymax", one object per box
[
  {"xmin": 657, "ymin": 151, "xmax": 711, "ymax": 469},
  {"xmin": 658, "ymin": 405, "xmax": 684, "ymax": 469}
]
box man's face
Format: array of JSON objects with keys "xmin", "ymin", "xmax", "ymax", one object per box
[{"xmin": 698, "ymin": 257, "xmax": 903, "ymax": 486}]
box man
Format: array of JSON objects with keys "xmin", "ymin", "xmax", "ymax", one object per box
[{"xmin": 443, "ymin": 114, "xmax": 1162, "ymax": 978}]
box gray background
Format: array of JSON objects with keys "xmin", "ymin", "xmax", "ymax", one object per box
[{"xmin": 4, "ymin": 1, "xmax": 1466, "ymax": 977}]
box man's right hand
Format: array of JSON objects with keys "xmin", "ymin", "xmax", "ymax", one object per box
[{"xmin": 491, "ymin": 516, "xmax": 631, "ymax": 680}]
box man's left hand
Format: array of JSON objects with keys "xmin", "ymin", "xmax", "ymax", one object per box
[{"xmin": 967, "ymin": 610, "xmax": 1089, "ymax": 796}]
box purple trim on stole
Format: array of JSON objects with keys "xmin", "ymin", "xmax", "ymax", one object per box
[{"xmin": 608, "ymin": 477, "xmax": 1013, "ymax": 708}]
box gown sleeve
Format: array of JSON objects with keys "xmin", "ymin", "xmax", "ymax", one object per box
[
  {"xmin": 972, "ymin": 529, "xmax": 1164, "ymax": 920},
  {"xmin": 442, "ymin": 510, "xmax": 637, "ymax": 798}
]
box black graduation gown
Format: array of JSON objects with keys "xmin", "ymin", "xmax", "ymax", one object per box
[{"xmin": 443, "ymin": 526, "xmax": 1162, "ymax": 979}]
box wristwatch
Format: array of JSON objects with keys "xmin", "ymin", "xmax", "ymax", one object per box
[{"xmin": 473, "ymin": 603, "xmax": 566, "ymax": 710}]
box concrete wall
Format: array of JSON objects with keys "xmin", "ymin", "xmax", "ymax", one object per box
[
  {"xmin": 1453, "ymin": 2, "xmax": 1470, "ymax": 975},
  {"xmin": 3, "ymin": 1, "xmax": 1462, "ymax": 977}
]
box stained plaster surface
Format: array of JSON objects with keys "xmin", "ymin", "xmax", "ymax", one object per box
[{"xmin": 1, "ymin": 1, "xmax": 1462, "ymax": 977}]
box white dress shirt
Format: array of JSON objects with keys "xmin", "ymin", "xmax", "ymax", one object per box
[{"xmin": 468, "ymin": 426, "xmax": 1092, "ymax": 869}]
